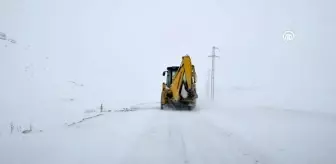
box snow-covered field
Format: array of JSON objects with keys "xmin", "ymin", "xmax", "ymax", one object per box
[
  {"xmin": 1, "ymin": 101, "xmax": 335, "ymax": 164},
  {"xmin": 1, "ymin": 0, "xmax": 335, "ymax": 164},
  {"xmin": 202, "ymin": 102, "xmax": 336, "ymax": 164}
]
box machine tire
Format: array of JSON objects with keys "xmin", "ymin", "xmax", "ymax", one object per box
[{"xmin": 188, "ymin": 106, "xmax": 192, "ymax": 111}]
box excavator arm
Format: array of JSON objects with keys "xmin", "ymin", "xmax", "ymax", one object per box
[{"xmin": 170, "ymin": 55, "xmax": 195, "ymax": 101}]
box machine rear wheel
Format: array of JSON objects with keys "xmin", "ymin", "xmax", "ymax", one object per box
[{"xmin": 187, "ymin": 103, "xmax": 196, "ymax": 111}]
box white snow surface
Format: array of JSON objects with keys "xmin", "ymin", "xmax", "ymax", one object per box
[
  {"xmin": 1, "ymin": 0, "xmax": 336, "ymax": 163},
  {"xmin": 1, "ymin": 102, "xmax": 335, "ymax": 164}
]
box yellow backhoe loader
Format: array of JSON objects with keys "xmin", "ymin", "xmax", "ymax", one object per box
[{"xmin": 160, "ymin": 55, "xmax": 198, "ymax": 110}]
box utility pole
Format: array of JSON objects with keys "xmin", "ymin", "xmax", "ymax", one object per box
[{"xmin": 208, "ymin": 46, "xmax": 220, "ymax": 101}]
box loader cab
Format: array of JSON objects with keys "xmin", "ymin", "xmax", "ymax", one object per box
[{"xmin": 162, "ymin": 66, "xmax": 179, "ymax": 88}]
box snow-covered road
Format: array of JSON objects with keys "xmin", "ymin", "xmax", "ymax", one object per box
[{"xmin": 1, "ymin": 106, "xmax": 336, "ymax": 164}]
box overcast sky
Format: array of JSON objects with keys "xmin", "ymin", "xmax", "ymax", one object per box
[{"xmin": 0, "ymin": 0, "xmax": 335, "ymax": 126}]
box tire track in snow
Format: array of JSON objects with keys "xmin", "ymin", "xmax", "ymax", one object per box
[
  {"xmin": 170, "ymin": 111, "xmax": 192, "ymax": 164},
  {"xmin": 119, "ymin": 109, "xmax": 268, "ymax": 164},
  {"xmin": 199, "ymin": 110, "xmax": 272, "ymax": 164},
  {"xmin": 120, "ymin": 110, "xmax": 189, "ymax": 164},
  {"xmin": 180, "ymin": 133, "xmax": 189, "ymax": 164},
  {"xmin": 173, "ymin": 110, "xmax": 265, "ymax": 164}
]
